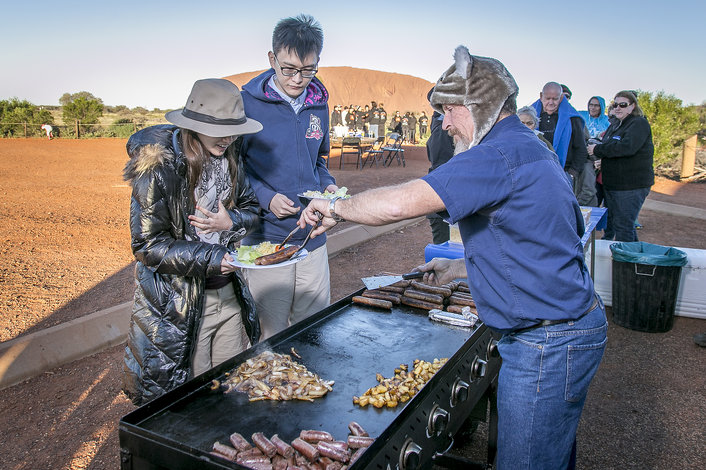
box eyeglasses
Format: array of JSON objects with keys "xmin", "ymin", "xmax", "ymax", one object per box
[
  {"xmin": 612, "ymin": 102, "xmax": 631, "ymax": 109},
  {"xmin": 273, "ymin": 54, "xmax": 317, "ymax": 78}
]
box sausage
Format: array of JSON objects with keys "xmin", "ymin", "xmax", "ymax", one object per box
[
  {"xmin": 271, "ymin": 455, "xmax": 287, "ymax": 470},
  {"xmin": 410, "ymin": 280, "xmax": 453, "ymax": 297},
  {"xmin": 348, "ymin": 421, "xmax": 369, "ymax": 437},
  {"xmin": 389, "ymin": 279, "xmax": 411, "ymax": 288},
  {"xmin": 300, "ymin": 430, "xmax": 334, "ymax": 443},
  {"xmin": 229, "ymin": 432, "xmax": 253, "ymax": 452},
  {"xmin": 400, "ymin": 295, "xmax": 443, "ymax": 311},
  {"xmin": 255, "ymin": 245, "xmax": 299, "ymax": 265},
  {"xmin": 377, "ymin": 285, "xmax": 405, "ymax": 294},
  {"xmin": 349, "ymin": 447, "xmax": 366, "ymax": 464},
  {"xmin": 347, "ymin": 435, "xmax": 375, "ymax": 449},
  {"xmin": 361, "ymin": 290, "xmax": 401, "ymax": 305},
  {"xmin": 317, "ymin": 441, "xmax": 350, "ymax": 463},
  {"xmin": 236, "ymin": 455, "xmax": 272, "ymax": 466},
  {"xmin": 325, "ymin": 461, "xmax": 343, "ymax": 470},
  {"xmin": 402, "ymin": 289, "xmax": 444, "ymax": 305},
  {"xmin": 269, "ymin": 434, "xmax": 294, "ymax": 458},
  {"xmin": 449, "ymin": 295, "xmax": 476, "ymax": 307},
  {"xmin": 212, "ymin": 441, "xmax": 238, "ymax": 461},
  {"xmin": 238, "ymin": 447, "xmax": 264, "ymax": 458},
  {"xmin": 292, "ymin": 437, "xmax": 320, "ymax": 461},
  {"xmin": 252, "ymin": 432, "xmax": 277, "ymax": 458},
  {"xmin": 444, "ymin": 281, "xmax": 460, "ymax": 291},
  {"xmin": 352, "ymin": 296, "xmax": 392, "ymax": 310},
  {"xmin": 240, "ymin": 462, "xmax": 273, "ymax": 470},
  {"xmin": 457, "ymin": 285, "xmax": 471, "ymax": 293},
  {"xmin": 325, "ymin": 440, "xmax": 349, "ymax": 452}
]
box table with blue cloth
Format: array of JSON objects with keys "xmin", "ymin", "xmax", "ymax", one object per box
[{"xmin": 425, "ymin": 207, "xmax": 607, "ymax": 279}]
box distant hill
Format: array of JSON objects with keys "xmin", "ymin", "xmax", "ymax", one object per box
[{"xmin": 224, "ymin": 67, "xmax": 435, "ymax": 117}]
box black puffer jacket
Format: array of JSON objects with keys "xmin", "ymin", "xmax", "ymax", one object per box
[{"xmin": 122, "ymin": 125, "xmax": 261, "ymax": 406}]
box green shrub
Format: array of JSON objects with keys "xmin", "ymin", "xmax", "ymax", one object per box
[
  {"xmin": 107, "ymin": 118, "xmax": 135, "ymax": 138},
  {"xmin": 637, "ymin": 91, "xmax": 702, "ymax": 168},
  {"xmin": 0, "ymin": 98, "xmax": 54, "ymax": 137}
]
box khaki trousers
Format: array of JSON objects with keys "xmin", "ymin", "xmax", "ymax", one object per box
[
  {"xmin": 244, "ymin": 244, "xmax": 330, "ymax": 340},
  {"xmin": 192, "ymin": 283, "xmax": 250, "ymax": 376}
]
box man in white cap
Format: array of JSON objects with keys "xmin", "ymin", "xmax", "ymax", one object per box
[{"xmin": 300, "ymin": 46, "xmax": 607, "ymax": 469}]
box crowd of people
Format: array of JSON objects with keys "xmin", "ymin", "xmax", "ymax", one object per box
[
  {"xmin": 330, "ymin": 103, "xmax": 430, "ymax": 143},
  {"xmin": 514, "ymin": 82, "xmax": 654, "ymax": 243},
  {"xmin": 118, "ymin": 12, "xmax": 659, "ymax": 469}
]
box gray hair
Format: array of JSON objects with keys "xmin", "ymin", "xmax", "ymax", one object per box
[
  {"xmin": 517, "ymin": 105, "xmax": 538, "ymax": 127},
  {"xmin": 541, "ymin": 82, "xmax": 563, "ymax": 96}
]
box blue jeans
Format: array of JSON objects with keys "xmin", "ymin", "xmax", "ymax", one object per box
[
  {"xmin": 602, "ymin": 187, "xmax": 650, "ymax": 241},
  {"xmin": 496, "ymin": 297, "xmax": 607, "ymax": 470}
]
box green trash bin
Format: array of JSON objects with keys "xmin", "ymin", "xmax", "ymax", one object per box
[{"xmin": 610, "ymin": 242, "xmax": 688, "ymax": 332}]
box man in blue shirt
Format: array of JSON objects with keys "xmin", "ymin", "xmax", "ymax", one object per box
[{"xmin": 300, "ymin": 46, "xmax": 607, "ymax": 469}]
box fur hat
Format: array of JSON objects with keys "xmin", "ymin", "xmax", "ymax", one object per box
[{"xmin": 431, "ymin": 45, "xmax": 518, "ymax": 148}]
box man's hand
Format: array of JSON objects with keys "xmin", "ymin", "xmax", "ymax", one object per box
[
  {"xmin": 189, "ymin": 201, "xmax": 232, "ymax": 234},
  {"xmin": 325, "ymin": 184, "xmax": 339, "ymax": 193},
  {"xmin": 587, "ymin": 143, "xmax": 596, "ymax": 156},
  {"xmin": 413, "ymin": 257, "xmax": 467, "ymax": 286},
  {"xmin": 269, "ymin": 193, "xmax": 300, "ymax": 218},
  {"xmin": 299, "ymin": 198, "xmax": 336, "ymax": 238}
]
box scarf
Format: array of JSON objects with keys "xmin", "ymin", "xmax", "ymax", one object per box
[{"xmin": 532, "ymin": 97, "xmax": 583, "ymax": 168}]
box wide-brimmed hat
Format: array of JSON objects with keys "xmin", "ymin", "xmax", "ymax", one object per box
[{"xmin": 165, "ymin": 79, "xmax": 262, "ymax": 137}]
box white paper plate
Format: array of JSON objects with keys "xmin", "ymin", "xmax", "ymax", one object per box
[{"xmin": 228, "ymin": 248, "xmax": 308, "ymax": 269}]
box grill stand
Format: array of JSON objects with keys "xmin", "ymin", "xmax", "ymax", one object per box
[{"xmin": 432, "ymin": 376, "xmax": 498, "ymax": 469}]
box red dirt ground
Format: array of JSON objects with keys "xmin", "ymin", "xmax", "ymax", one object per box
[{"xmin": 0, "ymin": 138, "xmax": 704, "ymax": 469}]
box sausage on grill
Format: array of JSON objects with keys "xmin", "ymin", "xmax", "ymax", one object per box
[{"xmin": 352, "ymin": 296, "xmax": 393, "ymax": 310}]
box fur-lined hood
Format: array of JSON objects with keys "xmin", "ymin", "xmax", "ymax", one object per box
[{"xmin": 123, "ymin": 125, "xmax": 180, "ymax": 182}]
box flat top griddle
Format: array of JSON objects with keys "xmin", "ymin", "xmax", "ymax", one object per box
[{"xmin": 128, "ymin": 298, "xmax": 477, "ymax": 455}]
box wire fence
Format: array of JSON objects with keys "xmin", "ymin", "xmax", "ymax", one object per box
[{"xmin": 0, "ymin": 121, "xmax": 168, "ymax": 139}]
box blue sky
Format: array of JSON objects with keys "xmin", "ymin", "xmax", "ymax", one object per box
[{"xmin": 2, "ymin": 0, "xmax": 704, "ymax": 111}]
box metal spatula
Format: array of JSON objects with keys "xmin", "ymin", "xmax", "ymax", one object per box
[{"xmin": 361, "ymin": 272, "xmax": 425, "ymax": 290}]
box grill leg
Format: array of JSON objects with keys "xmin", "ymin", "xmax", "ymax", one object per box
[{"xmin": 487, "ymin": 378, "xmax": 498, "ymax": 467}]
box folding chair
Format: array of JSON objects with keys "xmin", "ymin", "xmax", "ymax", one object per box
[
  {"xmin": 361, "ymin": 137, "xmax": 385, "ymax": 169},
  {"xmin": 382, "ymin": 133, "xmax": 406, "ymax": 167},
  {"xmin": 339, "ymin": 137, "xmax": 362, "ymax": 169}
]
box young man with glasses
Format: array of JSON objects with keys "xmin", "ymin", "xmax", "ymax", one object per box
[{"xmin": 240, "ymin": 14, "xmax": 338, "ymax": 339}]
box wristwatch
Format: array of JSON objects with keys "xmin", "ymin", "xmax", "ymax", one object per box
[{"xmin": 328, "ymin": 196, "xmax": 345, "ymax": 223}]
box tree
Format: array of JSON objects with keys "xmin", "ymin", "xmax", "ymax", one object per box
[
  {"xmin": 61, "ymin": 91, "xmax": 104, "ymax": 124},
  {"xmin": 637, "ymin": 91, "xmax": 701, "ymax": 168},
  {"xmin": 0, "ymin": 98, "xmax": 53, "ymax": 137}
]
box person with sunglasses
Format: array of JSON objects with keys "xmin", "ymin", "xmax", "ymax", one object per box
[
  {"xmin": 239, "ymin": 14, "xmax": 338, "ymax": 339},
  {"xmin": 588, "ymin": 91, "xmax": 654, "ymax": 241}
]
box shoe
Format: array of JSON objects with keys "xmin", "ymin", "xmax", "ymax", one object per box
[
  {"xmin": 694, "ymin": 333, "xmax": 706, "ymax": 347},
  {"xmin": 634, "ymin": 222, "xmax": 643, "ymax": 229}
]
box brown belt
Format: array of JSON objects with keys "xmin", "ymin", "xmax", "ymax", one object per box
[{"xmin": 514, "ymin": 295, "xmax": 599, "ymax": 334}]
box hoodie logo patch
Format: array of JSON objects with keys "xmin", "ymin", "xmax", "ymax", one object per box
[{"xmin": 305, "ymin": 115, "xmax": 324, "ymax": 140}]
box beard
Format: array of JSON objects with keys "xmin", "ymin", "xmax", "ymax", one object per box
[{"xmin": 449, "ymin": 129, "xmax": 471, "ymax": 155}]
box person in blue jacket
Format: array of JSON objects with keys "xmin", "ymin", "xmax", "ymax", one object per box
[{"xmin": 240, "ymin": 14, "xmax": 338, "ymax": 339}]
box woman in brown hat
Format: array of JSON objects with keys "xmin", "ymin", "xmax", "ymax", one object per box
[{"xmin": 122, "ymin": 78, "xmax": 263, "ymax": 405}]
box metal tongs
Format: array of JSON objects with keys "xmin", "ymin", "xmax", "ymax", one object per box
[
  {"xmin": 276, "ymin": 211, "xmax": 324, "ymax": 253},
  {"xmin": 296, "ymin": 211, "xmax": 323, "ymax": 254}
]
